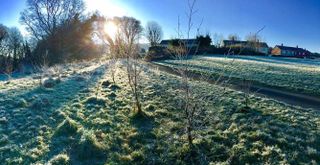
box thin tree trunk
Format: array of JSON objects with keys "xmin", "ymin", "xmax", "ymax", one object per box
[
  {"xmin": 112, "ymin": 71, "xmax": 115, "ymax": 84},
  {"xmin": 135, "ymin": 91, "xmax": 142, "ymax": 114},
  {"xmin": 187, "ymin": 124, "xmax": 193, "ymax": 147}
]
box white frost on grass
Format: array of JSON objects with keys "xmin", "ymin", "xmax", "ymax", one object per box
[
  {"xmin": 157, "ymin": 55, "xmax": 320, "ymax": 96},
  {"xmin": 1, "ymin": 60, "xmax": 320, "ymax": 164}
]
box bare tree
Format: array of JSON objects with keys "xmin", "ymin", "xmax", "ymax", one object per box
[
  {"xmin": 169, "ymin": 0, "xmax": 200, "ymax": 150},
  {"xmin": 228, "ymin": 33, "xmax": 240, "ymax": 41},
  {"xmin": 7, "ymin": 28, "xmax": 24, "ymax": 71},
  {"xmin": 166, "ymin": 1, "xmax": 244, "ymax": 162},
  {"xmin": 117, "ymin": 17, "xmax": 144, "ymax": 114},
  {"xmin": 245, "ymin": 26, "xmax": 265, "ymax": 53},
  {"xmin": 0, "ymin": 24, "xmax": 7, "ymax": 46},
  {"xmin": 35, "ymin": 50, "xmax": 49, "ymax": 87},
  {"xmin": 95, "ymin": 15, "xmax": 119, "ymax": 84},
  {"xmin": 212, "ymin": 33, "xmax": 224, "ymax": 47},
  {"xmin": 245, "ymin": 33, "xmax": 262, "ymax": 43},
  {"xmin": 20, "ymin": 0, "xmax": 85, "ymax": 41},
  {"xmin": 0, "ymin": 26, "xmax": 24, "ymax": 78},
  {"xmin": 98, "ymin": 16, "xmax": 144, "ymax": 114},
  {"xmin": 0, "ymin": 25, "xmax": 8, "ymax": 75},
  {"xmin": 145, "ymin": 21, "xmax": 163, "ymax": 47}
]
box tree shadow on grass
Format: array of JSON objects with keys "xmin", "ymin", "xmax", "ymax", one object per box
[
  {"xmin": 0, "ymin": 65, "xmax": 107, "ymax": 164},
  {"xmin": 215, "ymin": 106, "xmax": 320, "ymax": 164},
  {"xmin": 130, "ymin": 112, "xmax": 155, "ymax": 133},
  {"xmin": 125, "ymin": 112, "xmax": 157, "ymax": 163}
]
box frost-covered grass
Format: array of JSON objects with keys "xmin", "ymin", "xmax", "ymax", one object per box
[
  {"xmin": 0, "ymin": 60, "xmax": 319, "ymax": 164},
  {"xmin": 156, "ymin": 55, "xmax": 320, "ymax": 96}
]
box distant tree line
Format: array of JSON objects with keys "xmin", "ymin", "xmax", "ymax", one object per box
[{"xmin": 0, "ymin": 24, "xmax": 31, "ymax": 74}]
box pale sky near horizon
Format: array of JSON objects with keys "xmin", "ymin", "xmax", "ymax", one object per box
[{"xmin": 0, "ymin": 0, "xmax": 319, "ymax": 52}]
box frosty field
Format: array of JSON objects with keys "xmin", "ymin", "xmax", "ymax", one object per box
[
  {"xmin": 156, "ymin": 55, "xmax": 320, "ymax": 96},
  {"xmin": 0, "ymin": 61, "xmax": 319, "ymax": 164}
]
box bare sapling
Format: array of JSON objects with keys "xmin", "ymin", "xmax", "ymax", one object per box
[
  {"xmin": 245, "ymin": 26, "xmax": 266, "ymax": 54},
  {"xmin": 96, "ymin": 16, "xmax": 118, "ymax": 84},
  {"xmin": 169, "ymin": 0, "xmax": 200, "ymax": 150},
  {"xmin": 33, "ymin": 50, "xmax": 49, "ymax": 87},
  {"xmin": 168, "ymin": 0, "xmax": 245, "ymax": 161},
  {"xmin": 125, "ymin": 50, "xmax": 143, "ymax": 114},
  {"xmin": 84, "ymin": 65, "xmax": 96, "ymax": 92},
  {"xmin": 109, "ymin": 53, "xmax": 118, "ymax": 84},
  {"xmin": 97, "ymin": 16, "xmax": 144, "ymax": 114},
  {"xmin": 120, "ymin": 17, "xmax": 144, "ymax": 114},
  {"xmin": 241, "ymin": 77, "xmax": 252, "ymax": 110}
]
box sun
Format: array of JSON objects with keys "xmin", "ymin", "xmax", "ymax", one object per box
[{"xmin": 104, "ymin": 21, "xmax": 118, "ymax": 39}]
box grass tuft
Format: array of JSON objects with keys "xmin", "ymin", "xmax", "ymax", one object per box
[
  {"xmin": 84, "ymin": 96, "xmax": 106, "ymax": 107},
  {"xmin": 110, "ymin": 84, "xmax": 121, "ymax": 91},
  {"xmin": 15, "ymin": 98, "xmax": 28, "ymax": 108},
  {"xmin": 101, "ymin": 80, "xmax": 111, "ymax": 87},
  {"xmin": 108, "ymin": 92, "xmax": 117, "ymax": 100},
  {"xmin": 145, "ymin": 104, "xmax": 156, "ymax": 112},
  {"xmin": 0, "ymin": 117, "xmax": 8, "ymax": 124},
  {"xmin": 131, "ymin": 150, "xmax": 145, "ymax": 162},
  {"xmin": 31, "ymin": 96, "xmax": 50, "ymax": 110},
  {"xmin": 54, "ymin": 118, "xmax": 79, "ymax": 136},
  {"xmin": 0, "ymin": 135, "xmax": 9, "ymax": 146},
  {"xmin": 76, "ymin": 131, "xmax": 106, "ymax": 161},
  {"xmin": 48, "ymin": 153, "xmax": 70, "ymax": 165}
]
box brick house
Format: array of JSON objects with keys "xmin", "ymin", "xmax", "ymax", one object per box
[{"xmin": 271, "ymin": 44, "xmax": 310, "ymax": 57}]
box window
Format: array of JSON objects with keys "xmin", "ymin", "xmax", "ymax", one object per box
[{"xmin": 282, "ymin": 50, "xmax": 286, "ymax": 54}]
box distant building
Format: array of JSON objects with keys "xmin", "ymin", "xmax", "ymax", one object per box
[
  {"xmin": 271, "ymin": 44, "xmax": 310, "ymax": 57},
  {"xmin": 160, "ymin": 39, "xmax": 199, "ymax": 48},
  {"xmin": 221, "ymin": 40, "xmax": 269, "ymax": 55}
]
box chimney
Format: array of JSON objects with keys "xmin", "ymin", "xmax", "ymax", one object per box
[
  {"xmin": 296, "ymin": 45, "xmax": 299, "ymax": 48},
  {"xmin": 281, "ymin": 43, "xmax": 283, "ymax": 46}
]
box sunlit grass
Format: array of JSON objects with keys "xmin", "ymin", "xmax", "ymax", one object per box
[
  {"xmin": 157, "ymin": 55, "xmax": 320, "ymax": 96},
  {"xmin": 0, "ymin": 60, "xmax": 319, "ymax": 164}
]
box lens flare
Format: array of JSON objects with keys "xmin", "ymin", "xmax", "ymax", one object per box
[{"xmin": 104, "ymin": 21, "xmax": 118, "ymax": 39}]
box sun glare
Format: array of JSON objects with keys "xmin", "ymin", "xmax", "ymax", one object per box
[
  {"xmin": 85, "ymin": 0, "xmax": 127, "ymax": 17},
  {"xmin": 104, "ymin": 21, "xmax": 118, "ymax": 39}
]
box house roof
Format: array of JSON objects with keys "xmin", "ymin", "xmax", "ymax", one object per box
[
  {"xmin": 275, "ymin": 45, "xmax": 309, "ymax": 52},
  {"xmin": 160, "ymin": 39, "xmax": 198, "ymax": 45},
  {"xmin": 222, "ymin": 40, "xmax": 269, "ymax": 48}
]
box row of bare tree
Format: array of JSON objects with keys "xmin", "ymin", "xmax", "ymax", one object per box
[
  {"xmin": 0, "ymin": 24, "xmax": 32, "ymax": 74},
  {"xmin": 95, "ymin": 1, "xmax": 220, "ymax": 162}
]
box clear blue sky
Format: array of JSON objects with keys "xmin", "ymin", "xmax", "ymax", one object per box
[{"xmin": 0, "ymin": 0, "xmax": 319, "ymax": 52}]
